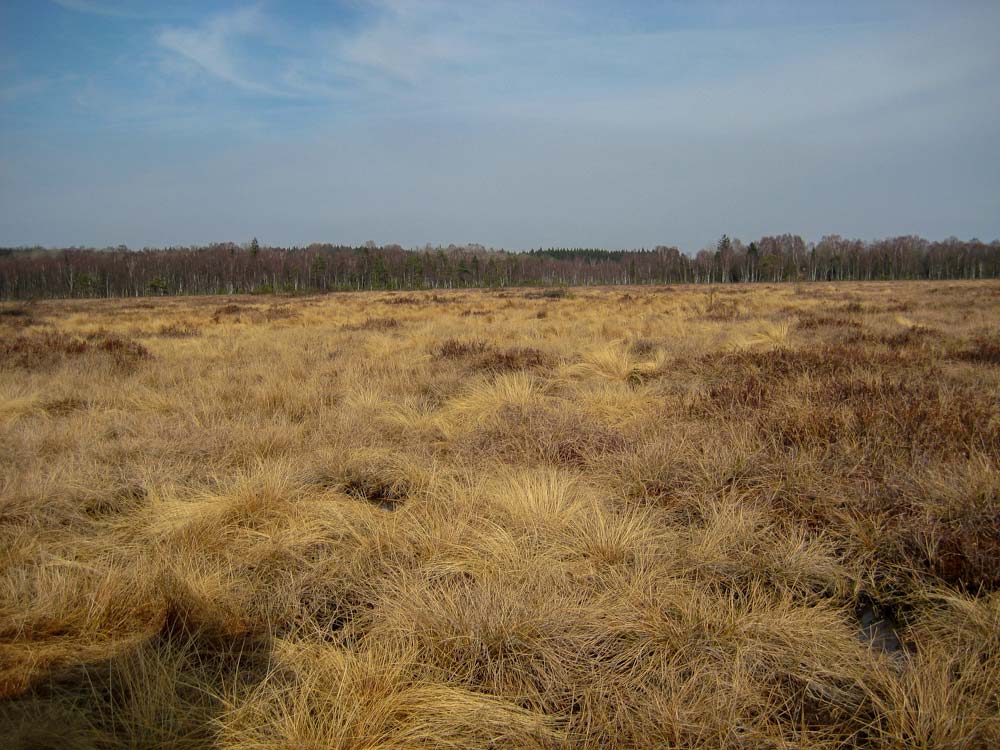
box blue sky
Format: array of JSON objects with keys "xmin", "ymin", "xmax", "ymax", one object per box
[{"xmin": 1, "ymin": 1, "xmax": 998, "ymax": 251}]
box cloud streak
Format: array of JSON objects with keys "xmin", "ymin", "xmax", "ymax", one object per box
[{"xmin": 156, "ymin": 7, "xmax": 293, "ymax": 96}]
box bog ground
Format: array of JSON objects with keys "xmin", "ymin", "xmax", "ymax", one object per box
[{"xmin": 1, "ymin": 282, "xmax": 999, "ymax": 748}]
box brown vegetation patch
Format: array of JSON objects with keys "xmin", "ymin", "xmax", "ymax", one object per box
[
  {"xmin": 795, "ymin": 312, "xmax": 862, "ymax": 330},
  {"xmin": 465, "ymin": 404, "xmax": 631, "ymax": 466},
  {"xmin": 954, "ymin": 332, "xmax": 1000, "ymax": 364},
  {"xmin": 42, "ymin": 396, "xmax": 89, "ymax": 415},
  {"xmin": 434, "ymin": 338, "xmax": 553, "ymax": 372},
  {"xmin": 157, "ymin": 321, "xmax": 201, "ymax": 337},
  {"xmin": 342, "ymin": 476, "xmax": 406, "ymax": 510},
  {"xmin": 0, "ymin": 306, "xmax": 39, "ymax": 330},
  {"xmin": 211, "ymin": 303, "xmax": 250, "ymax": 322},
  {"xmin": 523, "ymin": 288, "xmax": 569, "ymax": 299},
  {"xmin": 343, "ymin": 316, "xmax": 401, "ymax": 332},
  {"xmin": 0, "ymin": 306, "xmax": 32, "ymax": 318},
  {"xmin": 918, "ymin": 498, "xmax": 1000, "ymax": 591},
  {"xmin": 702, "ymin": 293, "xmax": 746, "ymax": 321},
  {"xmin": 629, "ymin": 338, "xmax": 656, "ymax": 357},
  {"xmin": 837, "ymin": 325, "xmax": 942, "ymax": 349},
  {"xmin": 434, "ymin": 338, "xmax": 491, "ymax": 359},
  {"xmin": 876, "ymin": 326, "xmax": 939, "ymax": 348},
  {"xmin": 261, "ymin": 304, "xmax": 299, "ymax": 322},
  {"xmin": 768, "ymin": 375, "xmax": 999, "ymax": 461},
  {"xmin": 0, "ymin": 331, "xmax": 150, "ymax": 371}
]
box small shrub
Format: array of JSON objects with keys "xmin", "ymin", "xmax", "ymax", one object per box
[
  {"xmin": 703, "ymin": 291, "xmax": 745, "ymax": 321},
  {"xmin": 89, "ymin": 333, "xmax": 152, "ymax": 369},
  {"xmin": 435, "ymin": 339, "xmax": 491, "ymax": 359},
  {"xmin": 263, "ymin": 305, "xmax": 299, "ymax": 322},
  {"xmin": 212, "ymin": 304, "xmax": 247, "ymax": 322},
  {"xmin": 629, "ymin": 338, "xmax": 656, "ymax": 357},
  {"xmin": 343, "ymin": 317, "xmax": 401, "ymax": 331},
  {"xmin": 878, "ymin": 326, "xmax": 936, "ymax": 348},
  {"xmin": 955, "ymin": 332, "xmax": 1000, "ymax": 365},
  {"xmin": 0, "ymin": 331, "xmax": 150, "ymax": 371},
  {"xmin": 0, "ymin": 306, "xmax": 38, "ymax": 329},
  {"xmin": 434, "ymin": 339, "xmax": 553, "ymax": 372},
  {"xmin": 465, "ymin": 403, "xmax": 631, "ymax": 467},
  {"xmin": 158, "ymin": 322, "xmax": 201, "ymax": 337},
  {"xmin": 385, "ymin": 295, "xmax": 419, "ymax": 305},
  {"xmin": 523, "ymin": 288, "xmax": 568, "ymax": 299},
  {"xmin": 479, "ymin": 347, "xmax": 552, "ymax": 372},
  {"xmin": 795, "ymin": 313, "xmax": 861, "ymax": 330}
]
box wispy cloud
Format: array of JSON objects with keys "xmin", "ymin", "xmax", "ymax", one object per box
[{"xmin": 157, "ymin": 7, "xmax": 291, "ymax": 96}]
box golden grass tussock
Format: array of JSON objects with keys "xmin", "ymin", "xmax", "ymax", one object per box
[{"xmin": 2, "ymin": 281, "xmax": 1000, "ymax": 748}]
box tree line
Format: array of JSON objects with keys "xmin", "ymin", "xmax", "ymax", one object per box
[{"xmin": 1, "ymin": 234, "xmax": 998, "ymax": 299}]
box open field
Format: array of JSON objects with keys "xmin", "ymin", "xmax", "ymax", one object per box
[{"xmin": 2, "ymin": 281, "xmax": 999, "ymax": 748}]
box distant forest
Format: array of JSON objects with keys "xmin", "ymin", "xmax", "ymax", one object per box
[{"xmin": 1, "ymin": 234, "xmax": 998, "ymax": 299}]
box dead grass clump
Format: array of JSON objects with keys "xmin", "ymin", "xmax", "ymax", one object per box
[
  {"xmin": 874, "ymin": 464, "xmax": 1000, "ymax": 592},
  {"xmin": 341, "ymin": 469, "xmax": 409, "ymax": 510},
  {"xmin": 2, "ymin": 629, "xmax": 269, "ymax": 750},
  {"xmin": 219, "ymin": 638, "xmax": 561, "ymax": 750}
]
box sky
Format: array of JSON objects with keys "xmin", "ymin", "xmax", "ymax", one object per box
[{"xmin": 0, "ymin": 1, "xmax": 998, "ymax": 252}]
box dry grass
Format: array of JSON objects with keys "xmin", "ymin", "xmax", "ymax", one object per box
[{"xmin": 2, "ymin": 281, "xmax": 1000, "ymax": 749}]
